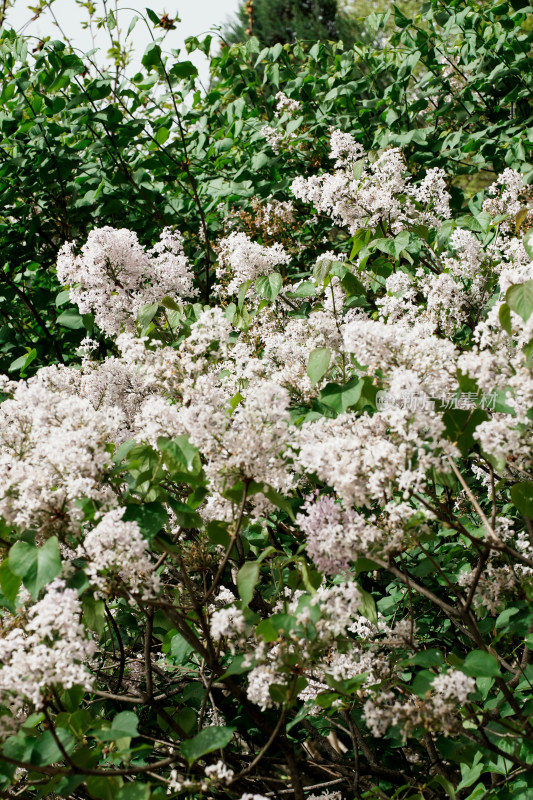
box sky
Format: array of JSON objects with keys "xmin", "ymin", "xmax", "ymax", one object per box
[{"xmin": 6, "ymin": 0, "xmax": 242, "ymax": 84}]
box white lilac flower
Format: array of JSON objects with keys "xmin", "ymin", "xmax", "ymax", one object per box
[
  {"xmin": 0, "ymin": 580, "xmax": 95, "ymax": 738},
  {"xmin": 57, "ymin": 226, "xmax": 196, "ymax": 335}
]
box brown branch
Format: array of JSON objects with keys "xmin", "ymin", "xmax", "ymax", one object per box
[
  {"xmin": 104, "ymin": 602, "xmax": 125, "ymax": 693},
  {"xmin": 203, "ymin": 481, "xmax": 250, "ymax": 604},
  {"xmin": 144, "ymin": 608, "xmax": 154, "ymax": 699},
  {"xmin": 0, "ymin": 752, "xmax": 178, "ymax": 778}
]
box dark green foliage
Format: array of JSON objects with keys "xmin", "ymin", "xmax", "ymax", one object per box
[
  {"xmin": 0, "ymin": 0, "xmax": 530, "ymax": 374},
  {"xmin": 223, "ymin": 0, "xmax": 357, "ymax": 46}
]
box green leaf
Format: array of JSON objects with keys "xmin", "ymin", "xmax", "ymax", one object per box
[
  {"xmin": 167, "ymin": 499, "xmax": 202, "ymax": 528},
  {"xmin": 237, "ymin": 561, "xmax": 260, "ymax": 606},
  {"xmin": 229, "ymin": 391, "xmax": 244, "ymax": 413},
  {"xmin": 3, "ymin": 733, "xmax": 32, "ymax": 767},
  {"xmin": 32, "ymin": 728, "xmax": 75, "ymax": 765},
  {"xmin": 238, "ymin": 279, "xmax": 252, "ymax": 309},
  {"xmin": 233, "ymin": 306, "xmax": 251, "ymax": 331},
  {"xmin": 9, "ymin": 537, "xmax": 61, "ymax": 598},
  {"xmin": 285, "ymin": 281, "xmax": 315, "ymax": 299},
  {"xmin": 286, "ymin": 115, "xmax": 304, "ymax": 135},
  {"xmin": 113, "ymin": 711, "xmax": 139, "ymax": 736},
  {"xmin": 180, "ymin": 726, "xmax": 235, "ymax": 764},
  {"xmin": 523, "ymin": 228, "xmax": 533, "ymax": 260},
  {"xmin": 315, "ymin": 690, "xmax": 340, "ymax": 709},
  {"xmin": 474, "ymin": 211, "xmax": 492, "ymax": 233},
  {"xmin": 53, "ymin": 775, "xmax": 85, "ymax": 797},
  {"xmin": 352, "ymin": 158, "xmax": 365, "ymax": 181},
  {"xmin": 55, "ymin": 289, "xmax": 70, "ymax": 307},
  {"xmin": 170, "ymin": 61, "xmax": 198, "ymax": 80},
  {"xmin": 286, "ymin": 700, "xmax": 315, "ymax": 731},
  {"xmin": 313, "ymin": 258, "xmax": 333, "ymax": 284},
  {"xmin": 340, "ymin": 271, "xmax": 366, "ymax": 296},
  {"xmin": 255, "ymin": 273, "xmax": 282, "ymax": 301},
  {"xmin": 142, "ymin": 41, "xmax": 162, "ymax": 69},
  {"xmin": 256, "ymin": 617, "xmax": 283, "ymax": 642},
  {"xmin": 87, "ymin": 776, "xmax": 123, "ymax": 800},
  {"xmin": 216, "ymin": 138, "xmax": 234, "ymax": 153},
  {"xmin": 9, "ymin": 348, "xmax": 37, "ymax": 374},
  {"xmin": 158, "ymin": 435, "xmax": 202, "ymax": 476},
  {"xmin": 300, "ymin": 561, "xmax": 321, "ymax": 594},
  {"xmin": 455, "ymin": 214, "xmax": 485, "ymax": 233},
  {"xmin": 82, "ymin": 313, "xmax": 95, "ymax": 333},
  {"xmin": 117, "ymin": 784, "xmax": 151, "ymax": 800},
  {"xmin": 307, "ymin": 347, "xmax": 331, "ymax": 385},
  {"xmin": 220, "ymin": 654, "xmax": 252, "ymax": 678},
  {"xmin": 251, "ymin": 151, "xmax": 269, "ymax": 170},
  {"xmin": 0, "ymin": 559, "xmax": 21, "ymax": 603},
  {"xmin": 170, "ymin": 633, "xmax": 194, "ymax": 664},
  {"xmin": 495, "ymin": 606, "xmax": 520, "ymax": 631},
  {"xmin": 350, "ymin": 228, "xmax": 372, "ymax": 260},
  {"xmin": 319, "ymin": 378, "xmax": 363, "ymax": 414},
  {"xmin": 431, "ymin": 774, "xmax": 457, "ymax": 800},
  {"xmin": 511, "ymin": 481, "xmax": 533, "ymax": 518},
  {"xmin": 442, "ymin": 408, "xmax": 488, "ymax": 457},
  {"xmin": 456, "ymin": 762, "xmax": 484, "ymax": 792},
  {"xmin": 82, "ymin": 595, "xmax": 106, "ymax": 636},
  {"xmin": 499, "ymin": 302, "xmax": 512, "ymax": 334},
  {"xmin": 123, "ymin": 502, "xmax": 168, "ymax": 540},
  {"xmin": 94, "ymin": 711, "xmax": 140, "ymax": 741},
  {"xmin": 354, "ymin": 557, "xmax": 381, "ymax": 574},
  {"xmin": 173, "ymin": 707, "xmax": 196, "ymax": 734},
  {"xmin": 506, "ymin": 280, "xmax": 533, "ymax": 322},
  {"xmin": 137, "ymin": 302, "xmax": 159, "ymax": 331},
  {"xmin": 161, "ymin": 296, "xmax": 181, "ymax": 311},
  {"xmin": 154, "ymin": 126, "xmax": 169, "ymax": 144},
  {"xmin": 373, "ymin": 230, "xmax": 410, "ymax": 260},
  {"xmin": 462, "ymin": 650, "xmax": 501, "ymax": 678},
  {"xmin": 206, "ymin": 521, "xmax": 230, "ymax": 547},
  {"xmin": 358, "ymin": 587, "xmax": 377, "ymax": 624},
  {"xmin": 406, "ymin": 649, "xmax": 444, "ymax": 667},
  {"xmin": 411, "ymin": 669, "xmax": 437, "ymax": 697},
  {"xmin": 262, "ymin": 485, "xmax": 295, "ymax": 520},
  {"xmin": 57, "ymin": 308, "xmax": 85, "ymax": 329},
  {"xmin": 126, "ymin": 14, "xmax": 139, "ymax": 37}
]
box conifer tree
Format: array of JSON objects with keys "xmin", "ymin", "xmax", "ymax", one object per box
[{"xmin": 224, "ymin": 0, "xmax": 357, "ymax": 46}]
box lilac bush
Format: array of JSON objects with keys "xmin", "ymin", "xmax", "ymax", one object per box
[{"xmin": 1, "ymin": 125, "xmax": 533, "ymax": 799}]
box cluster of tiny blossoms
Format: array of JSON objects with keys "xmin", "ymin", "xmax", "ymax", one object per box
[
  {"xmin": 0, "ymin": 580, "xmax": 95, "ymax": 737},
  {"xmin": 215, "ymin": 231, "xmax": 290, "ymax": 296},
  {"xmin": 57, "ymin": 226, "xmax": 196, "ymax": 335},
  {"xmin": 291, "ymin": 130, "xmax": 451, "ymax": 233},
  {"xmin": 79, "ymin": 508, "xmax": 160, "ymax": 600},
  {"xmin": 0, "ymin": 377, "xmax": 121, "ymax": 534},
  {"xmin": 363, "ymin": 670, "xmax": 476, "ymax": 738}
]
